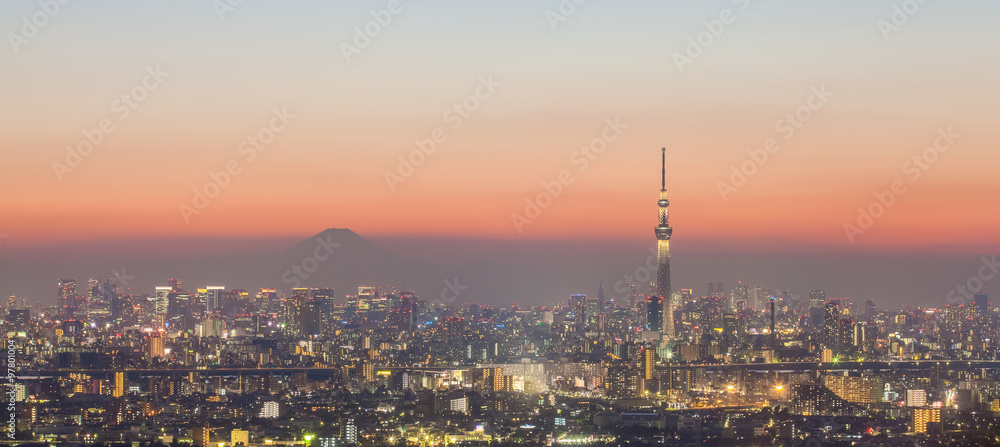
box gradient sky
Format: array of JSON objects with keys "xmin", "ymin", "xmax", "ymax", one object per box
[{"xmin": 1, "ymin": 0, "xmax": 999, "ymax": 252}]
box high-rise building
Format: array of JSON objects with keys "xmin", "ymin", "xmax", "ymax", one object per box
[
  {"xmin": 58, "ymin": 278, "xmax": 78, "ymax": 318},
  {"xmin": 259, "ymin": 401, "xmax": 280, "ymax": 418},
  {"xmin": 722, "ymin": 313, "xmax": 739, "ymax": 351},
  {"xmin": 864, "ymin": 298, "xmax": 877, "ymax": 323},
  {"xmin": 148, "ymin": 334, "xmax": 165, "ymax": 358},
  {"xmin": 606, "ymin": 365, "xmax": 633, "ymax": 399},
  {"xmin": 342, "ymin": 418, "xmax": 358, "ymax": 444},
  {"xmin": 749, "ymin": 284, "xmax": 766, "ymax": 311},
  {"xmin": 654, "ymin": 148, "xmax": 674, "ymax": 339},
  {"xmin": 585, "ymin": 295, "xmax": 601, "ymax": 331},
  {"xmin": 304, "ymin": 304, "xmax": 326, "ymax": 336},
  {"xmin": 256, "ymin": 288, "xmax": 277, "ymax": 314},
  {"xmin": 357, "ymin": 286, "xmax": 376, "ymax": 314},
  {"xmin": 445, "ymin": 317, "xmax": 464, "ymax": 345},
  {"xmin": 231, "ymin": 429, "xmax": 249, "ymax": 446},
  {"xmin": 168, "ymin": 278, "xmax": 183, "ymax": 292},
  {"xmin": 809, "ymin": 290, "xmax": 827, "ymax": 308},
  {"xmin": 570, "ymin": 294, "xmax": 587, "ymax": 333},
  {"xmin": 790, "ymin": 383, "xmax": 849, "ymax": 416},
  {"xmin": 824, "ymin": 300, "xmax": 841, "ymax": 352},
  {"xmin": 113, "ymin": 371, "xmax": 124, "ymax": 398},
  {"xmin": 707, "ymin": 280, "xmax": 725, "ymax": 297},
  {"xmin": 913, "ymin": 407, "xmax": 941, "ymax": 434},
  {"xmin": 449, "ymin": 392, "xmax": 469, "ymax": 414},
  {"xmin": 166, "ymin": 290, "xmax": 192, "ymax": 328},
  {"xmin": 646, "ymin": 296, "xmax": 663, "ymax": 332},
  {"xmin": 87, "ymin": 279, "xmax": 114, "ymax": 323},
  {"xmin": 853, "ymin": 323, "xmax": 867, "ymax": 353},
  {"xmin": 205, "ymin": 286, "xmax": 225, "ymax": 311},
  {"xmin": 110, "ymin": 292, "xmax": 127, "ymax": 322},
  {"xmin": 192, "ymin": 425, "xmax": 210, "ymax": 447},
  {"xmin": 822, "ymin": 374, "xmax": 883, "ymax": 404},
  {"xmin": 6, "ymin": 309, "xmax": 29, "ymax": 328},
  {"xmin": 839, "ymin": 318, "xmax": 855, "ymax": 353},
  {"xmin": 731, "ymin": 282, "xmax": 750, "ymax": 312},
  {"xmin": 974, "ymin": 291, "xmax": 989, "ymax": 317},
  {"xmin": 955, "ymin": 388, "xmax": 974, "ymax": 411},
  {"xmin": 86, "ymin": 278, "xmax": 99, "ymax": 313},
  {"xmin": 301, "ymin": 299, "xmax": 324, "ymax": 336},
  {"xmin": 154, "ymin": 287, "xmax": 171, "ymax": 319},
  {"xmin": 313, "ymin": 287, "xmax": 336, "ymax": 333},
  {"xmin": 639, "ymin": 346, "xmax": 655, "ymax": 380},
  {"xmin": 390, "ymin": 291, "xmax": 415, "ymax": 332},
  {"xmin": 769, "ymin": 297, "xmax": 777, "ymax": 349},
  {"xmin": 285, "ymin": 288, "xmax": 311, "ymax": 336},
  {"xmin": 906, "ymin": 389, "xmax": 927, "ymax": 407}
]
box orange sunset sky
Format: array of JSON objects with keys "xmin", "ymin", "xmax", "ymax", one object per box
[{"xmin": 1, "ymin": 1, "xmax": 999, "ymax": 253}]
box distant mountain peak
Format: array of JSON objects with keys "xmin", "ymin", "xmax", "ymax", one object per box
[
  {"xmin": 286, "ymin": 227, "xmax": 384, "ymax": 257},
  {"xmin": 318, "ymin": 227, "xmax": 356, "ymax": 234}
]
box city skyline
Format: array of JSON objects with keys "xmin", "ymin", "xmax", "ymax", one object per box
[{"xmin": 3, "ymin": 2, "xmax": 1000, "ymax": 444}]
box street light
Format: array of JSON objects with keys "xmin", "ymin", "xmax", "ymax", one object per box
[{"xmin": 773, "ymin": 384, "xmax": 786, "ymax": 404}]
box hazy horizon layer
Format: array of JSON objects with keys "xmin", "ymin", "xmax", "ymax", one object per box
[{"xmin": 0, "ymin": 228, "xmax": 994, "ymax": 311}]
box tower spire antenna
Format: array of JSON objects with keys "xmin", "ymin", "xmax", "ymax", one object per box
[{"xmin": 661, "ymin": 147, "xmax": 666, "ymax": 191}]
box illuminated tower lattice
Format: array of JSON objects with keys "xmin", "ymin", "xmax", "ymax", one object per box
[{"xmin": 654, "ymin": 148, "xmax": 674, "ymax": 339}]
